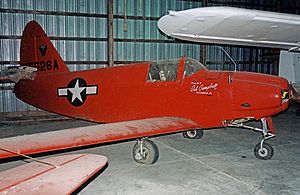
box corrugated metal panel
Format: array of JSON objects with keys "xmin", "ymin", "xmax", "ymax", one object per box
[
  {"xmin": 206, "ymin": 45, "xmax": 269, "ymax": 73},
  {"xmin": 0, "ymin": 0, "xmax": 108, "ymax": 112},
  {"xmin": 113, "ymin": 0, "xmax": 202, "ymax": 63},
  {"xmin": 0, "ymin": 39, "xmax": 20, "ymax": 62},
  {"xmin": 115, "ymin": 41, "xmax": 200, "ymax": 62},
  {"xmin": 0, "ymin": 0, "xmax": 107, "ymax": 13},
  {"xmin": 0, "ymin": 85, "xmax": 37, "ymax": 112},
  {"xmin": 205, "ymin": 45, "xmax": 270, "ymax": 73}
]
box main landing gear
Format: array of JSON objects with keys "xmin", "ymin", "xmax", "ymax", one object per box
[
  {"xmin": 132, "ymin": 138, "xmax": 159, "ymax": 165},
  {"xmin": 182, "ymin": 129, "xmax": 203, "ymax": 139},
  {"xmin": 132, "ymin": 129, "xmax": 203, "ymax": 165},
  {"xmin": 227, "ymin": 117, "xmax": 275, "ymax": 160},
  {"xmin": 132, "ymin": 118, "xmax": 275, "ymax": 164}
]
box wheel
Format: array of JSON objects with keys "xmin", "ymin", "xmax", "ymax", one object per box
[
  {"xmin": 132, "ymin": 139, "xmax": 159, "ymax": 165},
  {"xmin": 254, "ymin": 142, "xmax": 274, "ymax": 160},
  {"xmin": 182, "ymin": 129, "xmax": 203, "ymax": 139}
]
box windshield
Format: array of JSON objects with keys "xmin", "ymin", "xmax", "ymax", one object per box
[
  {"xmin": 147, "ymin": 58, "xmax": 205, "ymax": 82},
  {"xmin": 147, "ymin": 59, "xmax": 179, "ymax": 82},
  {"xmin": 184, "ymin": 58, "xmax": 206, "ymax": 77}
]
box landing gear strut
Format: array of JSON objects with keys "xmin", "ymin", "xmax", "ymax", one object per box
[
  {"xmin": 132, "ymin": 138, "xmax": 159, "ymax": 165},
  {"xmin": 227, "ymin": 117, "xmax": 275, "ymax": 160},
  {"xmin": 253, "ymin": 118, "xmax": 275, "ymax": 160}
]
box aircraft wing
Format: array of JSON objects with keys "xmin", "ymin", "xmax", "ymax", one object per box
[
  {"xmin": 158, "ymin": 7, "xmax": 300, "ymax": 50},
  {"xmin": 0, "ymin": 117, "xmax": 199, "ymax": 159},
  {"xmin": 0, "ymin": 154, "xmax": 107, "ymax": 194}
]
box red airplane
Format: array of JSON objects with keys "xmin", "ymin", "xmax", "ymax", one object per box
[{"xmin": 0, "ymin": 20, "xmax": 291, "ymax": 166}]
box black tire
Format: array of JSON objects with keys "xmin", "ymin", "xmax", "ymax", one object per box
[
  {"xmin": 132, "ymin": 139, "xmax": 159, "ymax": 165},
  {"xmin": 254, "ymin": 142, "xmax": 274, "ymax": 160},
  {"xmin": 182, "ymin": 129, "xmax": 203, "ymax": 139}
]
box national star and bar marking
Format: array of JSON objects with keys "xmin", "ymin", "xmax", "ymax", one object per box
[{"xmin": 57, "ymin": 78, "xmax": 98, "ymax": 106}]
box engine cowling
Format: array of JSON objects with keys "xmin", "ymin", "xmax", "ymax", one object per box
[{"xmin": 231, "ymin": 72, "xmax": 290, "ymax": 114}]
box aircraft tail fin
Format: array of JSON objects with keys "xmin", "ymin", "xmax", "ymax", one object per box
[{"xmin": 20, "ymin": 21, "xmax": 70, "ymax": 75}]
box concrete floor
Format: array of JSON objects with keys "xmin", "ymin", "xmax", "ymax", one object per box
[{"xmin": 0, "ymin": 106, "xmax": 299, "ymax": 195}]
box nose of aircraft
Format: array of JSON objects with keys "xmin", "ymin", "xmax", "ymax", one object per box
[{"xmin": 230, "ymin": 72, "xmax": 290, "ymax": 114}]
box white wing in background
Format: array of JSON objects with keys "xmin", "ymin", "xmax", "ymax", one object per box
[{"xmin": 158, "ymin": 7, "xmax": 300, "ymax": 50}]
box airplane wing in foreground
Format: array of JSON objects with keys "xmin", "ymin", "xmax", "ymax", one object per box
[
  {"xmin": 0, "ymin": 117, "xmax": 199, "ymax": 159},
  {"xmin": 0, "ymin": 154, "xmax": 108, "ymax": 194},
  {"xmin": 158, "ymin": 7, "xmax": 300, "ymax": 50}
]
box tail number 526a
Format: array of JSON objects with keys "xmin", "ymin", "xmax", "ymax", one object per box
[{"xmin": 22, "ymin": 60, "xmax": 59, "ymax": 72}]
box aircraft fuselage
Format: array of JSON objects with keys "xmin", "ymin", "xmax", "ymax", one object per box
[{"xmin": 14, "ymin": 57, "xmax": 290, "ymax": 129}]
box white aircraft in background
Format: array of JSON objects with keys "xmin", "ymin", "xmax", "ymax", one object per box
[{"xmin": 158, "ymin": 6, "xmax": 300, "ymax": 99}]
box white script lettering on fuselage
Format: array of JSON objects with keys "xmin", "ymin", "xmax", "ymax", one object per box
[{"xmin": 190, "ymin": 81, "xmax": 219, "ymax": 95}]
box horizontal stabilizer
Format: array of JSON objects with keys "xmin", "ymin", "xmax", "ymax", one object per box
[
  {"xmin": 0, "ymin": 117, "xmax": 199, "ymax": 159},
  {"xmin": 0, "ymin": 154, "xmax": 108, "ymax": 194},
  {"xmin": 0, "ymin": 66, "xmax": 37, "ymax": 83}
]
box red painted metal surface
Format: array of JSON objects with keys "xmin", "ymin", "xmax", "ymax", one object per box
[
  {"xmin": 13, "ymin": 21, "xmax": 291, "ymax": 131},
  {"xmin": 0, "ymin": 154, "xmax": 108, "ymax": 194},
  {"xmin": 0, "ymin": 117, "xmax": 199, "ymax": 159}
]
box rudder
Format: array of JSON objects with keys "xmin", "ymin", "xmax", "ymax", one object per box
[{"xmin": 20, "ymin": 20, "xmax": 69, "ymax": 75}]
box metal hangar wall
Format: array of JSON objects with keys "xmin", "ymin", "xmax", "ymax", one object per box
[{"xmin": 0, "ymin": 0, "xmax": 299, "ymax": 113}]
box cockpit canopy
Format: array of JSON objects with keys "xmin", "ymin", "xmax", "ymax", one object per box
[{"xmin": 147, "ymin": 58, "xmax": 206, "ymax": 82}]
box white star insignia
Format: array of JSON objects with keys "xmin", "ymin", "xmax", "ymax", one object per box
[
  {"xmin": 68, "ymin": 79, "xmax": 85, "ymax": 102},
  {"xmin": 57, "ymin": 78, "xmax": 98, "ymax": 106}
]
